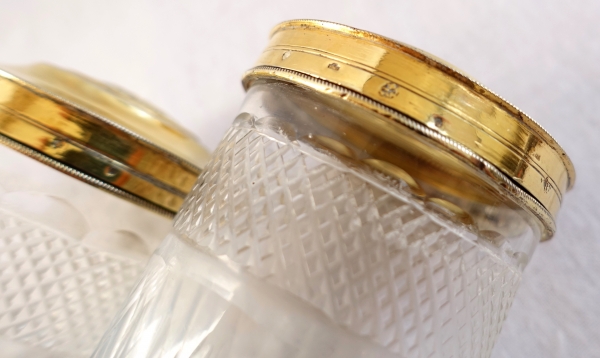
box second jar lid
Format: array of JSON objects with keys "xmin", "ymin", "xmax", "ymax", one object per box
[{"xmin": 0, "ymin": 64, "xmax": 210, "ymax": 215}]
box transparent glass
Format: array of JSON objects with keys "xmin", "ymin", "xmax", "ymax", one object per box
[
  {"xmin": 0, "ymin": 145, "xmax": 171, "ymax": 357},
  {"xmin": 93, "ymin": 82, "xmax": 542, "ymax": 358}
]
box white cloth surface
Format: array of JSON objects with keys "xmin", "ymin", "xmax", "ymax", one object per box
[{"xmin": 0, "ymin": 1, "xmax": 598, "ymax": 356}]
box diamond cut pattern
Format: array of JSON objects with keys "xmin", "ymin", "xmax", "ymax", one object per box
[
  {"xmin": 0, "ymin": 209, "xmax": 144, "ymax": 356},
  {"xmin": 174, "ymin": 125, "xmax": 522, "ymax": 357}
]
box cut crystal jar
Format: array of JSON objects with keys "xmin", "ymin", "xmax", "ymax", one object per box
[
  {"xmin": 94, "ymin": 20, "xmax": 575, "ymax": 358},
  {"xmin": 0, "ymin": 64, "xmax": 208, "ymax": 357}
]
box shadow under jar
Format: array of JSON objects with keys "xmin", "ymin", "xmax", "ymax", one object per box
[
  {"xmin": 93, "ymin": 20, "xmax": 575, "ymax": 358},
  {"xmin": 0, "ymin": 64, "xmax": 209, "ymax": 357}
]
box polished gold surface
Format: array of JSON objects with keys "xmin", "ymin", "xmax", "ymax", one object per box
[
  {"xmin": 243, "ymin": 19, "xmax": 576, "ymax": 237},
  {"xmin": 0, "ymin": 64, "xmax": 209, "ymax": 214}
]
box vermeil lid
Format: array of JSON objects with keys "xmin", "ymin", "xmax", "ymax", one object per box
[
  {"xmin": 0, "ymin": 64, "xmax": 210, "ymax": 216},
  {"xmin": 243, "ymin": 19, "xmax": 575, "ymax": 239}
]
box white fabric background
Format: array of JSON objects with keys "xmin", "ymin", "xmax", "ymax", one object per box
[{"xmin": 0, "ymin": 1, "xmax": 598, "ymax": 356}]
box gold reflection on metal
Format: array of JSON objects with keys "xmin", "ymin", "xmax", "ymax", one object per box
[
  {"xmin": 307, "ymin": 134, "xmax": 356, "ymax": 158},
  {"xmin": 0, "ymin": 64, "xmax": 209, "ymax": 214},
  {"xmin": 363, "ymin": 159, "xmax": 426, "ymax": 197},
  {"xmin": 245, "ymin": 21, "xmax": 573, "ymax": 215},
  {"xmin": 243, "ymin": 19, "xmax": 575, "ymax": 239},
  {"xmin": 427, "ymin": 198, "xmax": 475, "ymax": 226}
]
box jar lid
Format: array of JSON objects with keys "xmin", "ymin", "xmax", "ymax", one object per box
[
  {"xmin": 0, "ymin": 64, "xmax": 209, "ymax": 216},
  {"xmin": 243, "ymin": 19, "xmax": 575, "ymax": 238}
]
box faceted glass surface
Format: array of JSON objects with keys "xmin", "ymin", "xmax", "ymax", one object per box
[
  {"xmin": 0, "ymin": 209, "xmax": 144, "ymax": 355},
  {"xmin": 0, "ymin": 145, "xmax": 170, "ymax": 357},
  {"xmin": 94, "ymin": 82, "xmax": 537, "ymax": 358}
]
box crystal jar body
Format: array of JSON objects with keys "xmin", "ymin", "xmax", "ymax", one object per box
[
  {"xmin": 0, "ymin": 143, "xmax": 171, "ymax": 357},
  {"xmin": 94, "ymin": 82, "xmax": 542, "ymax": 358}
]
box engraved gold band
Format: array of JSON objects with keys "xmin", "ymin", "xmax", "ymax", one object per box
[
  {"xmin": 0, "ymin": 65, "xmax": 208, "ymax": 214},
  {"xmin": 243, "ymin": 20, "xmax": 575, "ymax": 229}
]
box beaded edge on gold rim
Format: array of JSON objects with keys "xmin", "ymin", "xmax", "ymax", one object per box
[
  {"xmin": 0, "ymin": 132, "xmax": 175, "ymax": 218},
  {"xmin": 243, "ymin": 66, "xmax": 555, "ymax": 240}
]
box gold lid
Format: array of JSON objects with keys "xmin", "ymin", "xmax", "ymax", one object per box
[
  {"xmin": 243, "ymin": 19, "xmax": 575, "ymax": 237},
  {"xmin": 0, "ymin": 64, "xmax": 210, "ymax": 216}
]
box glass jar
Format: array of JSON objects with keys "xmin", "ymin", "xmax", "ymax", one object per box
[
  {"xmin": 0, "ymin": 64, "xmax": 209, "ymax": 357},
  {"xmin": 93, "ymin": 20, "xmax": 575, "ymax": 358}
]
